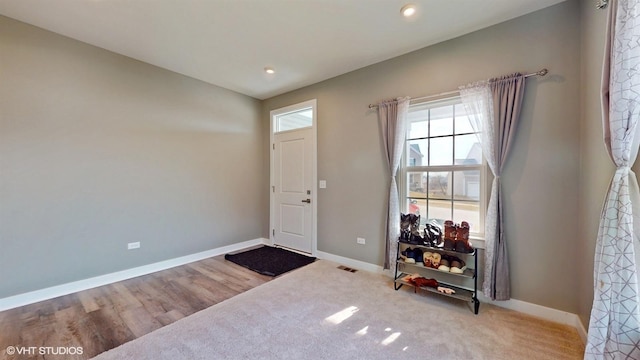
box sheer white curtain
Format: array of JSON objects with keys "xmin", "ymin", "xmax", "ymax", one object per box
[
  {"xmin": 458, "ymin": 83, "xmax": 498, "ymax": 298},
  {"xmin": 585, "ymin": 0, "xmax": 640, "ymax": 357},
  {"xmin": 378, "ymin": 97, "xmax": 410, "ymax": 270}
]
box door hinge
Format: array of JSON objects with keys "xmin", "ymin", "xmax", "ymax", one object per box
[
  {"xmin": 272, "ymin": 144, "xmax": 275, "ymax": 150},
  {"xmin": 272, "ymin": 229, "xmax": 275, "ymax": 236},
  {"xmin": 272, "ymin": 186, "xmax": 275, "ymax": 192}
]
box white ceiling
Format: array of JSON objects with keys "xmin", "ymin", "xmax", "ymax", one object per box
[{"xmin": 0, "ymin": 0, "xmax": 566, "ymax": 100}]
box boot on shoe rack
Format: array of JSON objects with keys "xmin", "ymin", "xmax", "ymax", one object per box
[
  {"xmin": 443, "ymin": 220, "xmax": 456, "ymax": 251},
  {"xmin": 454, "ymin": 221, "xmax": 473, "ymax": 253}
]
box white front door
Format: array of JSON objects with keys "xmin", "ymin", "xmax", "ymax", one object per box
[
  {"xmin": 273, "ymin": 128, "xmax": 313, "ymax": 253},
  {"xmin": 270, "ymin": 100, "xmax": 317, "ymax": 255}
]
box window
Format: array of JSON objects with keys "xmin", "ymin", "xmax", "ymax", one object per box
[
  {"xmin": 402, "ymin": 97, "xmax": 485, "ymax": 237},
  {"xmin": 273, "ymin": 107, "xmax": 313, "ymax": 133}
]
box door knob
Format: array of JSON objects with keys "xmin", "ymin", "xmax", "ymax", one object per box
[{"xmin": 301, "ymin": 199, "xmax": 311, "ymax": 203}]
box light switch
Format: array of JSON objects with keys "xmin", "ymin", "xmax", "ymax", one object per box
[{"xmin": 319, "ymin": 180, "xmax": 327, "ymax": 189}]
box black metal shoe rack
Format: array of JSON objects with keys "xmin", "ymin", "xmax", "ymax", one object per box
[{"xmin": 394, "ymin": 240, "xmax": 480, "ymax": 314}]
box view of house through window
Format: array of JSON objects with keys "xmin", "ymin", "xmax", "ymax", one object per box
[{"xmin": 403, "ymin": 97, "xmax": 484, "ymax": 236}]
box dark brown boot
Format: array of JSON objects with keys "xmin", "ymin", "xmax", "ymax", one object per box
[
  {"xmin": 454, "ymin": 221, "xmax": 472, "ymax": 253},
  {"xmin": 443, "ymin": 220, "xmax": 456, "ymax": 251}
]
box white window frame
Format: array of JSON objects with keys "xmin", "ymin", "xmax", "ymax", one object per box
[
  {"xmin": 272, "ymin": 101, "xmax": 315, "ymax": 134},
  {"xmin": 400, "ymin": 95, "xmax": 487, "ymax": 248}
]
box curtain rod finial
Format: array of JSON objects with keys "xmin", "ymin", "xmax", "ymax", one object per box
[
  {"xmin": 538, "ymin": 69, "xmax": 548, "ymax": 76},
  {"xmin": 597, "ymin": 0, "xmax": 608, "ymax": 9}
]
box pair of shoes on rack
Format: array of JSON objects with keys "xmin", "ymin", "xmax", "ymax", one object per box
[
  {"xmin": 402, "ymin": 273, "xmax": 439, "ymax": 288},
  {"xmin": 401, "ymin": 247, "xmax": 424, "ymax": 264},
  {"xmin": 423, "ymin": 223, "xmax": 443, "ymax": 247},
  {"xmin": 443, "ymin": 220, "xmax": 474, "ymax": 253},
  {"xmin": 437, "ymin": 254, "xmax": 467, "ymax": 274},
  {"xmin": 423, "ymin": 251, "xmax": 442, "ymax": 269}
]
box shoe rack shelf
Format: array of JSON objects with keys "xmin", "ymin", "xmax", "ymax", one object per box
[
  {"xmin": 399, "ymin": 258, "xmax": 476, "ymax": 278},
  {"xmin": 394, "ymin": 240, "xmax": 480, "ymax": 314},
  {"xmin": 394, "ymin": 275, "xmax": 476, "ymax": 303}
]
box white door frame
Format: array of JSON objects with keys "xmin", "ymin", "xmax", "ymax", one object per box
[{"xmin": 269, "ymin": 99, "xmax": 318, "ymax": 256}]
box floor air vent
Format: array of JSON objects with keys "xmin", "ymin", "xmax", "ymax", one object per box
[{"xmin": 337, "ymin": 265, "xmax": 358, "ymax": 273}]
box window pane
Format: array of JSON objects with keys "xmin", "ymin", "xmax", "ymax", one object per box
[
  {"xmin": 407, "ymin": 172, "xmax": 427, "ymax": 197},
  {"xmin": 428, "ymin": 171, "xmax": 451, "ymax": 200},
  {"xmin": 406, "ymin": 198, "xmax": 426, "ymax": 219},
  {"xmin": 276, "ymin": 108, "xmax": 312, "ymax": 132},
  {"xmin": 455, "ymin": 134, "xmax": 482, "ymax": 165},
  {"xmin": 406, "ymin": 140, "xmax": 428, "ymax": 167},
  {"xmin": 428, "ymin": 199, "xmax": 452, "ymax": 224},
  {"xmin": 429, "ymin": 136, "xmax": 453, "ymax": 166},
  {"xmin": 453, "ymin": 170, "xmax": 480, "ymax": 201},
  {"xmin": 453, "ymin": 201, "xmax": 480, "ymax": 233},
  {"xmin": 429, "ymin": 105, "xmax": 454, "ymax": 137},
  {"xmin": 408, "ymin": 118, "xmax": 429, "ymax": 139},
  {"xmin": 454, "ymin": 103, "xmax": 475, "ymax": 134}
]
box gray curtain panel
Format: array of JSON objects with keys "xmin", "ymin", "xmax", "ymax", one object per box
[
  {"xmin": 586, "ymin": 0, "xmax": 640, "ymax": 357},
  {"xmin": 378, "ymin": 97, "xmax": 410, "ymax": 270},
  {"xmin": 488, "ymin": 73, "xmax": 525, "ymax": 300},
  {"xmin": 460, "ymin": 73, "xmax": 525, "ymax": 301}
]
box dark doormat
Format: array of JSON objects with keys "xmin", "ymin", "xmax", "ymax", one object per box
[{"xmin": 224, "ymin": 246, "xmax": 316, "ymax": 277}]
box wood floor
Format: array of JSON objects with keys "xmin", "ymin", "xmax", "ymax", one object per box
[{"xmin": 0, "ymin": 255, "xmax": 272, "ymax": 359}]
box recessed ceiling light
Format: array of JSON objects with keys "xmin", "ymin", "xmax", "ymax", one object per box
[
  {"xmin": 401, "ymin": 4, "xmax": 416, "ymax": 17},
  {"xmin": 264, "ymin": 67, "xmax": 275, "ymax": 74}
]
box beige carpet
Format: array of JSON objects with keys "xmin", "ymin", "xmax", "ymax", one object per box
[{"xmin": 92, "ymin": 260, "xmax": 584, "ymax": 360}]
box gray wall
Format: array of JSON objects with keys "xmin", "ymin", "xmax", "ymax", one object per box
[
  {"xmin": 577, "ymin": 1, "xmax": 615, "ymax": 328},
  {"xmin": 0, "ymin": 16, "xmax": 265, "ymax": 298},
  {"xmin": 262, "ymin": 1, "xmax": 582, "ymax": 314}
]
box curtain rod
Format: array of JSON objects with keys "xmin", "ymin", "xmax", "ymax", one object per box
[{"xmin": 368, "ymin": 68, "xmax": 548, "ymax": 109}]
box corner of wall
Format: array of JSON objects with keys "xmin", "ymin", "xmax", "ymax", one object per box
[{"xmin": 576, "ymin": 0, "xmax": 610, "ymax": 332}]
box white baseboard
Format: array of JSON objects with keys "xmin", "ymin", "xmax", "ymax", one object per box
[
  {"xmin": 478, "ymin": 293, "xmax": 587, "ymax": 345},
  {"xmin": 576, "ymin": 317, "xmax": 588, "ymax": 345},
  {"xmin": 0, "ymin": 238, "xmax": 268, "ymax": 312},
  {"xmin": 316, "ymin": 251, "xmax": 385, "ymax": 274}
]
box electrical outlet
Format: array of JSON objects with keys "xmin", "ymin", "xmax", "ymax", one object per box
[
  {"xmin": 357, "ymin": 237, "xmax": 366, "ymax": 245},
  {"xmin": 128, "ymin": 242, "xmax": 140, "ymax": 250}
]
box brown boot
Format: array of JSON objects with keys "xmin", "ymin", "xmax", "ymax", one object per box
[
  {"xmin": 443, "ymin": 220, "xmax": 456, "ymax": 251},
  {"xmin": 455, "ymin": 221, "xmax": 472, "ymax": 253}
]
